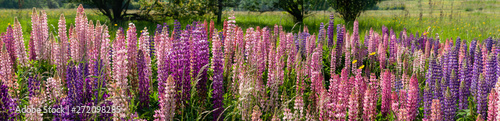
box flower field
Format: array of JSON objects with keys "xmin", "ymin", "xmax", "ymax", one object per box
[{"xmin": 1, "ymin": 4, "xmax": 500, "ymax": 121}]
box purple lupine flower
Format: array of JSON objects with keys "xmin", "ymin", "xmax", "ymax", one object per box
[
  {"xmin": 212, "ymin": 29, "xmax": 224, "ymax": 121},
  {"xmin": 191, "ymin": 24, "xmax": 209, "ymax": 100},
  {"xmin": 444, "ymin": 87, "xmax": 455, "ymax": 121},
  {"xmin": 0, "ymin": 81, "xmax": 18, "ymax": 120},
  {"xmin": 485, "ymin": 37, "xmax": 493, "ymax": 52},
  {"xmin": 477, "ymin": 74, "xmax": 488, "ymax": 119},
  {"xmin": 448, "ymin": 70, "xmax": 458, "ymax": 108},
  {"xmin": 485, "ymin": 53, "xmax": 497, "ymax": 92},
  {"xmin": 137, "ymin": 50, "xmax": 149, "ymax": 107},
  {"xmin": 336, "ymin": 24, "xmax": 344, "ymax": 57},
  {"xmin": 318, "ymin": 23, "xmax": 325, "ymax": 43},
  {"xmin": 472, "ymin": 45, "xmax": 483, "ymax": 97},
  {"xmin": 327, "ymin": 14, "xmax": 334, "ymax": 48},
  {"xmin": 27, "ymin": 75, "xmax": 40, "ymax": 98},
  {"xmin": 470, "ymin": 40, "xmax": 477, "ymax": 63},
  {"xmin": 173, "ymin": 20, "xmax": 181, "ymax": 40},
  {"xmin": 431, "ymin": 57, "xmax": 442, "ymax": 99},
  {"xmin": 175, "ymin": 30, "xmax": 191, "ymax": 104},
  {"xmin": 458, "ymin": 60, "xmax": 470, "ymax": 110}
]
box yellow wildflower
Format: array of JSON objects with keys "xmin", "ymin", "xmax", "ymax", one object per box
[
  {"xmin": 370, "ymin": 52, "xmax": 376, "ymax": 56},
  {"xmin": 352, "ymin": 60, "xmax": 357, "ymax": 64},
  {"xmin": 114, "ymin": 24, "xmax": 117, "ymax": 26},
  {"xmin": 359, "ymin": 65, "xmax": 365, "ymax": 69}
]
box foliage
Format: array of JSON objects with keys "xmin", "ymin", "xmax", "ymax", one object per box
[{"xmin": 329, "ymin": 0, "xmax": 383, "ymax": 23}]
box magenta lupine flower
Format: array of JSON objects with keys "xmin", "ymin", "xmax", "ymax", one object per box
[
  {"xmin": 126, "ymin": 23, "xmax": 138, "ymax": 91},
  {"xmin": 381, "ymin": 70, "xmax": 392, "ymax": 116},
  {"xmin": 335, "ymin": 68, "xmax": 349, "ymax": 120},
  {"xmin": 378, "ymin": 39, "xmax": 387, "ymax": 69},
  {"xmin": 348, "ymin": 87, "xmax": 359, "ymax": 121},
  {"xmin": 13, "ymin": 18, "xmax": 27, "ymax": 67},
  {"xmin": 110, "ymin": 29, "xmax": 129, "ymax": 120},
  {"xmin": 328, "ymin": 74, "xmax": 339, "ymax": 120},
  {"xmin": 137, "ymin": 50, "xmax": 150, "ymax": 107},
  {"xmin": 363, "ymin": 86, "xmax": 377, "ymax": 121},
  {"xmin": 286, "ymin": 33, "xmax": 296, "ymax": 72},
  {"xmin": 191, "ymin": 24, "xmax": 209, "ymax": 99},
  {"xmin": 311, "ymin": 42, "xmax": 324, "ymax": 96},
  {"xmin": 212, "ymin": 29, "xmax": 225, "ymax": 121},
  {"xmin": 177, "ymin": 30, "xmax": 192, "ymax": 104},
  {"xmin": 431, "ymin": 99, "xmax": 443, "ymax": 121},
  {"xmin": 407, "ymin": 75, "xmax": 419, "ymax": 120},
  {"xmin": 487, "ymin": 88, "xmax": 496, "ymax": 121},
  {"xmin": 496, "ymin": 80, "xmax": 500, "ymax": 121},
  {"xmin": 3, "ymin": 25, "xmax": 16, "ymax": 69},
  {"xmin": 391, "ymin": 91, "xmax": 399, "ymax": 116}
]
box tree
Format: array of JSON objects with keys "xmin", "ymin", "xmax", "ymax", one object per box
[
  {"xmin": 69, "ymin": 0, "xmax": 132, "ymax": 22},
  {"xmin": 330, "ymin": 0, "xmax": 382, "ymax": 23},
  {"xmin": 276, "ymin": 0, "xmax": 322, "ymax": 23}
]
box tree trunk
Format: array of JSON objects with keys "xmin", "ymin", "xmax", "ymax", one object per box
[{"xmin": 217, "ymin": 0, "xmax": 223, "ymax": 24}]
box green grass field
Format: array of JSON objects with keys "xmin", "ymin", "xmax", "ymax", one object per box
[{"xmin": 0, "ymin": 0, "xmax": 498, "ymax": 44}]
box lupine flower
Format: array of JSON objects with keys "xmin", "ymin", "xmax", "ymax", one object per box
[
  {"xmin": 251, "ymin": 105, "xmax": 262, "ymax": 121},
  {"xmin": 27, "ymin": 75, "xmax": 40, "ymax": 98},
  {"xmin": 0, "ymin": 50, "xmax": 16, "ymax": 93},
  {"xmin": 212, "ymin": 29, "xmax": 224, "ymax": 121},
  {"xmin": 327, "ymin": 14, "xmax": 334, "ymax": 48},
  {"xmin": 487, "ymin": 88, "xmax": 496, "ymax": 121},
  {"xmin": 407, "ymin": 75, "xmax": 419, "ymax": 120},
  {"xmin": 13, "ymin": 18, "xmax": 27, "ymax": 67},
  {"xmin": 0, "ymin": 81, "xmax": 18, "ymax": 120},
  {"xmin": 110, "ymin": 29, "xmax": 129, "ymax": 120},
  {"xmin": 381, "ymin": 70, "xmax": 392, "ymax": 116},
  {"xmin": 477, "ymin": 74, "xmax": 488, "ymax": 119},
  {"xmin": 137, "ymin": 50, "xmax": 149, "ymax": 107},
  {"xmin": 363, "ymin": 86, "xmax": 377, "ymax": 121},
  {"xmin": 430, "ymin": 99, "xmax": 443, "ymax": 121},
  {"xmin": 485, "ymin": 53, "xmax": 497, "ymax": 92},
  {"xmin": 424, "ymin": 83, "xmax": 432, "ymax": 119},
  {"xmin": 444, "ymin": 87, "xmax": 455, "ymax": 121},
  {"xmin": 154, "ymin": 76, "xmax": 176, "ymax": 121},
  {"xmin": 348, "ymin": 88, "xmax": 359, "ymax": 121},
  {"xmin": 3, "ymin": 25, "xmax": 16, "ymax": 68},
  {"xmin": 336, "ymin": 24, "xmax": 344, "ymax": 57},
  {"xmin": 472, "ymin": 44, "xmax": 483, "ymax": 95},
  {"xmin": 126, "ymin": 23, "xmax": 138, "ymax": 91},
  {"xmin": 191, "ymin": 24, "xmax": 210, "ymax": 100}
]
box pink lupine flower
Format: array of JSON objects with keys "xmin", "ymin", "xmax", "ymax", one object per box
[
  {"xmin": 25, "ymin": 96, "xmax": 44, "ymax": 121},
  {"xmin": 126, "ymin": 23, "xmax": 138, "ymax": 90},
  {"xmin": 110, "ymin": 29, "xmax": 129, "ymax": 120},
  {"xmin": 0, "ymin": 50, "xmax": 16, "ymax": 93},
  {"xmin": 251, "ymin": 105, "xmax": 263, "ymax": 121},
  {"xmin": 431, "ymin": 99, "xmax": 443, "ymax": 121},
  {"xmin": 154, "ymin": 76, "xmax": 176, "ymax": 121},
  {"xmin": 348, "ymin": 88, "xmax": 359, "ymax": 121},
  {"xmin": 13, "ymin": 18, "xmax": 28, "ymax": 67},
  {"xmin": 407, "ymin": 75, "xmax": 420, "ymax": 120},
  {"xmin": 487, "ymin": 88, "xmax": 496, "ymax": 121},
  {"xmin": 335, "ymin": 68, "xmax": 350, "ymax": 120},
  {"xmin": 381, "ymin": 70, "xmax": 392, "ymax": 116},
  {"xmin": 363, "ymin": 86, "xmax": 378, "ymax": 121}
]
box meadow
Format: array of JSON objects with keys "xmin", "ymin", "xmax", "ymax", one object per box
[{"xmin": 0, "ymin": 1, "xmax": 499, "ymax": 121}]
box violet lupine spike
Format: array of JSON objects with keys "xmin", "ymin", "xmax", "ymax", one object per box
[
  {"xmin": 381, "ymin": 70, "xmax": 392, "ymax": 116},
  {"xmin": 459, "ymin": 61, "xmax": 470, "ymax": 110},
  {"xmin": 485, "ymin": 37, "xmax": 493, "ymax": 52},
  {"xmin": 444, "ymin": 87, "xmax": 455, "ymax": 121},
  {"xmin": 336, "ymin": 24, "xmax": 344, "ymax": 58},
  {"xmin": 27, "ymin": 75, "xmax": 40, "ymax": 98},
  {"xmin": 327, "ymin": 14, "xmax": 334, "ymax": 48},
  {"xmin": 137, "ymin": 50, "xmax": 149, "ymax": 107},
  {"xmin": 0, "ymin": 81, "xmax": 18, "ymax": 120},
  {"xmin": 477, "ymin": 74, "xmax": 488, "ymax": 120},
  {"xmin": 448, "ymin": 70, "xmax": 458, "ymax": 108},
  {"xmin": 458, "ymin": 80, "xmax": 468, "ymax": 111},
  {"xmin": 192, "ymin": 24, "xmax": 209, "ymax": 100},
  {"xmin": 472, "ymin": 45, "xmax": 483, "ymax": 97},
  {"xmin": 485, "ymin": 53, "xmax": 497, "ymax": 92},
  {"xmin": 211, "ymin": 29, "xmax": 224, "ymax": 121},
  {"xmin": 178, "ymin": 30, "xmax": 192, "ymax": 104},
  {"xmin": 470, "ymin": 40, "xmax": 477, "ymax": 63}
]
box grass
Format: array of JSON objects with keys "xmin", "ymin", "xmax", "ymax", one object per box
[{"xmin": 0, "ymin": 1, "xmax": 497, "ymax": 44}]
